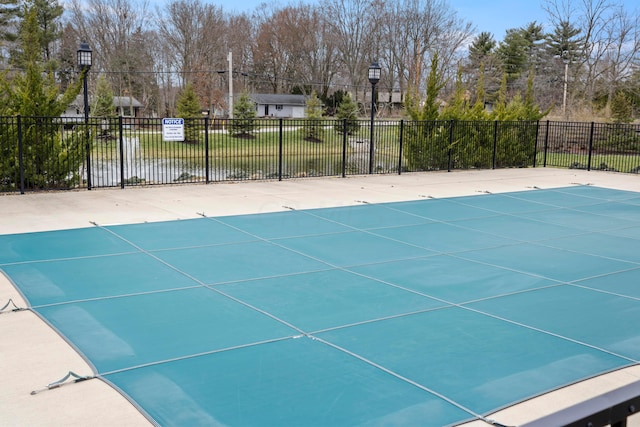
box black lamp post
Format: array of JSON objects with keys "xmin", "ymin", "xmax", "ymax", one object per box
[
  {"xmin": 77, "ymin": 42, "xmax": 93, "ymax": 189},
  {"xmin": 368, "ymin": 61, "xmax": 381, "ymax": 174}
]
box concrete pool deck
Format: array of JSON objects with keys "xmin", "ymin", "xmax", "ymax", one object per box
[{"xmin": 1, "ymin": 168, "xmax": 640, "ymax": 426}]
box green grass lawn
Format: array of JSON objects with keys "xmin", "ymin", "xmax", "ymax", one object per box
[
  {"xmin": 537, "ymin": 151, "xmax": 640, "ymax": 173},
  {"xmin": 90, "ymin": 125, "xmax": 403, "ymax": 175}
]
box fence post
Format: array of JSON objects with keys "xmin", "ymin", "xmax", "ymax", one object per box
[
  {"xmin": 587, "ymin": 121, "xmax": 595, "ymax": 171},
  {"xmin": 492, "ymin": 120, "xmax": 498, "ymax": 169},
  {"xmin": 532, "ymin": 120, "xmax": 540, "ymax": 168},
  {"xmin": 448, "ymin": 120, "xmax": 454, "ymax": 172},
  {"xmin": 17, "ymin": 115, "xmax": 24, "ymax": 194},
  {"xmin": 342, "ymin": 119, "xmax": 347, "ymax": 178},
  {"xmin": 543, "ymin": 120, "xmax": 550, "ymax": 167},
  {"xmin": 397, "ymin": 120, "xmax": 404, "ymax": 175},
  {"xmin": 278, "ymin": 119, "xmax": 283, "ymax": 181},
  {"xmin": 85, "ymin": 119, "xmax": 92, "ymax": 191},
  {"xmin": 204, "ymin": 116, "xmax": 210, "ymax": 184},
  {"xmin": 119, "ymin": 116, "xmax": 125, "ymax": 189}
]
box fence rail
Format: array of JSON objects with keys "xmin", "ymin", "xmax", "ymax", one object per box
[{"xmin": 1, "ymin": 116, "xmax": 639, "ymax": 193}]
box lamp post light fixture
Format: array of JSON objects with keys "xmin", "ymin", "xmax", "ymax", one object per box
[
  {"xmin": 562, "ymin": 50, "xmax": 569, "ymax": 119},
  {"xmin": 368, "ymin": 61, "xmax": 381, "ymax": 174},
  {"xmin": 77, "ymin": 42, "xmax": 93, "ymax": 189}
]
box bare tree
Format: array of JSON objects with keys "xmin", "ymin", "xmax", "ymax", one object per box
[
  {"xmin": 382, "ymin": 0, "xmax": 473, "ymax": 104},
  {"xmin": 252, "ymin": 5, "xmax": 302, "ymax": 94},
  {"xmin": 322, "ymin": 0, "xmax": 379, "ymax": 102},
  {"xmin": 68, "ymin": 0, "xmax": 154, "ymax": 107},
  {"xmin": 596, "ymin": 6, "xmax": 640, "ymax": 114},
  {"xmin": 290, "ymin": 5, "xmax": 339, "ymax": 98},
  {"xmin": 250, "ymin": 5, "xmax": 338, "ymax": 97},
  {"xmin": 543, "ymin": 0, "xmax": 640, "ymax": 116}
]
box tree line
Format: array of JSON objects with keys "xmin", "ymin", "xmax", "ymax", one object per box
[{"xmin": 0, "ymin": 0, "xmax": 639, "ymax": 122}]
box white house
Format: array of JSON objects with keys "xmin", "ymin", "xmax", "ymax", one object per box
[
  {"xmin": 250, "ymin": 94, "xmax": 307, "ymax": 118},
  {"xmin": 62, "ymin": 95, "xmax": 144, "ymax": 121}
]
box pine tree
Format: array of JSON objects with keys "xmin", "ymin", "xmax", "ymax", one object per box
[
  {"xmin": 0, "ymin": 0, "xmax": 19, "ymax": 45},
  {"xmin": 176, "ymin": 83, "xmax": 202, "ymax": 143},
  {"xmin": 468, "ymin": 32, "xmax": 496, "ymax": 67},
  {"xmin": 93, "ymin": 75, "xmax": 115, "ymax": 117},
  {"xmin": 229, "ymin": 92, "xmax": 259, "ymax": 138},
  {"xmin": 440, "ymin": 65, "xmax": 469, "ymax": 121},
  {"xmin": 11, "ymin": 0, "xmax": 63, "ymax": 69},
  {"xmin": 334, "ymin": 92, "xmax": 359, "ymax": 135},
  {"xmin": 468, "ymin": 64, "xmax": 490, "ymax": 120},
  {"xmin": 520, "ymin": 22, "xmax": 546, "ymax": 70},
  {"xmin": 496, "ymin": 28, "xmax": 529, "ymax": 82},
  {"xmin": 92, "ymin": 75, "xmax": 117, "ymax": 138},
  {"xmin": 0, "ymin": 5, "xmax": 83, "ymax": 189},
  {"xmin": 304, "ymin": 91, "xmax": 324, "ymax": 142},
  {"xmin": 1, "ymin": 6, "xmax": 79, "ymax": 116},
  {"xmin": 406, "ymin": 53, "xmax": 443, "ymax": 121},
  {"xmin": 545, "ymin": 20, "xmax": 584, "ymax": 61},
  {"xmin": 404, "ymin": 54, "xmax": 451, "ymax": 171},
  {"xmin": 611, "ymin": 91, "xmax": 633, "ymax": 124}
]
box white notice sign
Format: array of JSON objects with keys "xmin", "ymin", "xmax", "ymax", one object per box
[{"xmin": 162, "ymin": 118, "xmax": 185, "ymax": 141}]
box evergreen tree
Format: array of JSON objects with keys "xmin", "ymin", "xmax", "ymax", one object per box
[
  {"xmin": 0, "ymin": 0, "xmax": 19, "ymax": 46},
  {"xmin": 26, "ymin": 0, "xmax": 62, "ymax": 62},
  {"xmin": 229, "ymin": 92, "xmax": 259, "ymax": 138},
  {"xmin": 304, "ymin": 91, "xmax": 324, "ymax": 142},
  {"xmin": 406, "ymin": 53, "xmax": 442, "ymax": 121},
  {"xmin": 1, "ymin": 6, "xmax": 79, "ymax": 116},
  {"xmin": 611, "ymin": 91, "xmax": 633, "ymax": 124},
  {"xmin": 440, "ymin": 65, "xmax": 470, "ymax": 121},
  {"xmin": 520, "ymin": 21, "xmax": 546, "ymax": 70},
  {"xmin": 404, "ymin": 54, "xmax": 451, "ymax": 171},
  {"xmin": 496, "ymin": 28, "xmax": 529, "ymax": 82},
  {"xmin": 523, "ymin": 70, "xmax": 547, "ymax": 120},
  {"xmin": 334, "ymin": 92, "xmax": 359, "ymax": 135},
  {"xmin": 467, "ymin": 64, "xmax": 490, "ymax": 120},
  {"xmin": 93, "ymin": 75, "xmax": 115, "ymax": 117},
  {"xmin": 11, "ymin": 0, "xmax": 63, "ymax": 69},
  {"xmin": 545, "ymin": 20, "xmax": 584, "ymax": 61},
  {"xmin": 176, "ymin": 83, "xmax": 202, "ymax": 143},
  {"xmin": 323, "ymin": 89, "xmax": 347, "ymax": 116},
  {"xmin": 0, "ymin": 5, "xmax": 83, "ymax": 189},
  {"xmin": 468, "ymin": 32, "xmax": 496, "ymax": 67},
  {"xmin": 468, "ymin": 32, "xmax": 502, "ymax": 97},
  {"xmin": 92, "ymin": 75, "xmax": 117, "ymax": 137}
]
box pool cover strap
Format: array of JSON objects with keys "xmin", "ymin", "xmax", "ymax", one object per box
[
  {"xmin": 0, "ymin": 298, "xmax": 24, "ymax": 314},
  {"xmin": 30, "ymin": 371, "xmax": 94, "ymax": 395}
]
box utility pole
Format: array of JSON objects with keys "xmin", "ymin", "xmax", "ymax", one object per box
[{"xmin": 228, "ymin": 51, "xmax": 234, "ymax": 119}]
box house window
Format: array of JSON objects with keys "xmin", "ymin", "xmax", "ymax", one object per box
[{"xmin": 275, "ymin": 105, "xmax": 283, "ymax": 111}]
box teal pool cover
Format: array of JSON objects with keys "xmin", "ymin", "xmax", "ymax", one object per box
[{"xmin": 2, "ymin": 185, "xmax": 640, "ymax": 426}]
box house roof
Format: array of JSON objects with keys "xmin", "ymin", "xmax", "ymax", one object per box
[
  {"xmin": 113, "ymin": 96, "xmax": 143, "ymax": 108},
  {"xmin": 249, "ymin": 94, "xmax": 307, "ymax": 106},
  {"xmin": 69, "ymin": 95, "xmax": 143, "ymax": 108}
]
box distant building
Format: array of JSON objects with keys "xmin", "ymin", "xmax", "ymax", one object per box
[
  {"xmin": 62, "ymin": 95, "xmax": 144, "ymax": 121},
  {"xmin": 113, "ymin": 96, "xmax": 144, "ymax": 118},
  {"xmin": 249, "ymin": 94, "xmax": 307, "ymax": 118}
]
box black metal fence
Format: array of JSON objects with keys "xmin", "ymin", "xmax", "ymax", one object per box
[{"xmin": 1, "ymin": 116, "xmax": 639, "ymax": 193}]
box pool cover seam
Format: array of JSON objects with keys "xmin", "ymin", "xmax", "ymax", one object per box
[
  {"xmin": 460, "ymin": 305, "xmax": 639, "ymax": 364},
  {"xmin": 98, "ymin": 335, "xmax": 298, "ymax": 377},
  {"xmin": 145, "ymin": 208, "xmax": 640, "ymax": 367},
  {"xmin": 90, "ymin": 222, "xmax": 309, "ymax": 336},
  {"xmin": 17, "ymin": 188, "xmax": 640, "ymax": 422},
  {"xmin": 311, "ymin": 335, "xmax": 490, "ymax": 423},
  {"xmin": 322, "ymin": 264, "xmax": 640, "ymax": 364},
  {"xmin": 357, "ymin": 199, "xmax": 592, "ymax": 246},
  {"xmin": 198, "ymin": 212, "xmax": 536, "ymax": 420},
  {"xmin": 4, "ymin": 185, "xmax": 640, "ymax": 426},
  {"xmin": 0, "ymin": 250, "xmax": 141, "ymax": 267}
]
